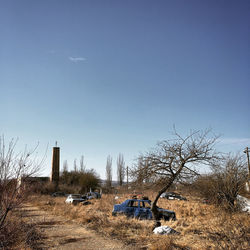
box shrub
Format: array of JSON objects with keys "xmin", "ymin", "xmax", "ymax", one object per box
[
  {"xmin": 0, "ymin": 137, "xmax": 42, "ymax": 229},
  {"xmin": 193, "ymin": 154, "xmax": 247, "ymax": 211},
  {"xmin": 0, "ymin": 213, "xmax": 41, "ymax": 249},
  {"xmin": 60, "ymin": 169, "xmax": 100, "ymax": 193}
]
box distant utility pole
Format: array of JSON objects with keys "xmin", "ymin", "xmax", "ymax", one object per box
[{"xmin": 244, "ymin": 147, "xmax": 250, "ymax": 179}]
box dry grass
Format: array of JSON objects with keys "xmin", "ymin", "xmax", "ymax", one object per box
[
  {"xmin": 30, "ymin": 191, "xmax": 250, "ymax": 249},
  {"xmin": 0, "ymin": 212, "xmax": 42, "ymax": 249}
]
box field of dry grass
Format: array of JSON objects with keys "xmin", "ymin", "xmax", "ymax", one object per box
[
  {"xmin": 0, "ymin": 211, "xmax": 42, "ymax": 249},
  {"xmin": 30, "ymin": 191, "xmax": 250, "ymax": 250}
]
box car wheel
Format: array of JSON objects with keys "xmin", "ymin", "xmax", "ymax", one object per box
[
  {"xmin": 138, "ymin": 215, "xmax": 146, "ymax": 220},
  {"xmin": 126, "ymin": 214, "xmax": 133, "ymax": 219},
  {"xmin": 163, "ymin": 215, "xmax": 170, "ymax": 221}
]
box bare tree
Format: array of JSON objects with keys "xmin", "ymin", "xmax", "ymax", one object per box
[
  {"xmin": 0, "ymin": 137, "xmax": 43, "ymax": 228},
  {"xmin": 135, "ymin": 156, "xmax": 148, "ymax": 185},
  {"xmin": 74, "ymin": 159, "xmax": 77, "ymax": 172},
  {"xmin": 105, "ymin": 155, "xmax": 112, "ymax": 188},
  {"xmin": 80, "ymin": 155, "xmax": 86, "ymax": 173},
  {"xmin": 209, "ymin": 154, "xmax": 247, "ymax": 210},
  {"xmin": 131, "ymin": 129, "xmax": 218, "ymax": 221},
  {"xmin": 62, "ymin": 160, "xmax": 68, "ymax": 173},
  {"xmin": 117, "ymin": 153, "xmax": 125, "ymax": 186}
]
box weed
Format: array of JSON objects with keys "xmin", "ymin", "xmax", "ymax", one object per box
[{"xmin": 31, "ymin": 192, "xmax": 250, "ymax": 249}]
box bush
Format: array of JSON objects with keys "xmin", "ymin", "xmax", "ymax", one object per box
[
  {"xmin": 0, "ymin": 137, "xmax": 42, "ymax": 229},
  {"xmin": 60, "ymin": 169, "xmax": 100, "ymax": 193},
  {"xmin": 32, "ymin": 191, "xmax": 250, "ymax": 249},
  {"xmin": 193, "ymin": 154, "xmax": 247, "ymax": 211},
  {"xmin": 0, "ymin": 214, "xmax": 41, "ymax": 249}
]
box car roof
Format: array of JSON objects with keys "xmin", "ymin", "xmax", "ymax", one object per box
[{"xmin": 126, "ymin": 199, "xmax": 151, "ymax": 202}]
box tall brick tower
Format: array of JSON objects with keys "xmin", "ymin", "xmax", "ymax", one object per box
[{"xmin": 50, "ymin": 144, "xmax": 60, "ymax": 187}]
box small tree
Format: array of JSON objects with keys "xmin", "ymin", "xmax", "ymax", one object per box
[
  {"xmin": 0, "ymin": 137, "xmax": 42, "ymax": 228},
  {"xmin": 80, "ymin": 155, "xmax": 86, "ymax": 173},
  {"xmin": 195, "ymin": 154, "xmax": 247, "ymax": 210},
  {"xmin": 62, "ymin": 160, "xmax": 68, "ymax": 173},
  {"xmin": 60, "ymin": 168, "xmax": 100, "ymax": 193},
  {"xmin": 117, "ymin": 153, "xmax": 125, "ymax": 186},
  {"xmin": 131, "ymin": 129, "xmax": 218, "ymax": 221},
  {"xmin": 105, "ymin": 155, "xmax": 112, "ymax": 188},
  {"xmin": 79, "ymin": 168, "xmax": 100, "ymax": 193},
  {"xmin": 74, "ymin": 159, "xmax": 78, "ymax": 172},
  {"xmin": 135, "ymin": 157, "xmax": 145, "ymax": 185}
]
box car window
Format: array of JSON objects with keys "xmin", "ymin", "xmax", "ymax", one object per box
[
  {"xmin": 128, "ymin": 200, "xmax": 139, "ymax": 207},
  {"xmin": 140, "ymin": 201, "xmax": 151, "ymax": 208},
  {"xmin": 133, "ymin": 201, "xmax": 139, "ymax": 207},
  {"xmin": 127, "ymin": 201, "xmax": 133, "ymax": 207}
]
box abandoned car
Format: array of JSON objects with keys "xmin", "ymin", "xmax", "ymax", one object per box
[
  {"xmin": 65, "ymin": 194, "xmax": 87, "ymax": 204},
  {"xmin": 51, "ymin": 192, "xmax": 66, "ymax": 197},
  {"xmin": 160, "ymin": 192, "xmax": 187, "ymax": 201},
  {"xmin": 86, "ymin": 191, "xmax": 101, "ymax": 199},
  {"xmin": 112, "ymin": 198, "xmax": 176, "ymax": 220}
]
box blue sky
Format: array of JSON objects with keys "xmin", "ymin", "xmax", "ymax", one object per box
[{"xmin": 0, "ymin": 0, "xmax": 249, "ymax": 179}]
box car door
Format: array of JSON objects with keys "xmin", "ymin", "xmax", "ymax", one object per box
[
  {"xmin": 124, "ymin": 200, "xmax": 137, "ymax": 217},
  {"xmin": 136, "ymin": 201, "xmax": 152, "ymax": 219}
]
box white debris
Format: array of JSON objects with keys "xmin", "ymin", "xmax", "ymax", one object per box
[
  {"xmin": 237, "ymin": 195, "xmax": 250, "ymax": 213},
  {"xmin": 153, "ymin": 226, "xmax": 179, "ymax": 235},
  {"xmin": 114, "ymin": 196, "xmax": 119, "ymax": 200}
]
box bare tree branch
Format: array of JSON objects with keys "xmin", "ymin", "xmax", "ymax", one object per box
[
  {"xmin": 106, "ymin": 155, "xmax": 112, "ymax": 188},
  {"xmin": 117, "ymin": 153, "xmax": 125, "ymax": 186},
  {"xmin": 0, "ymin": 136, "xmax": 44, "ymax": 228},
  {"xmin": 130, "ymin": 128, "xmax": 219, "ymax": 221}
]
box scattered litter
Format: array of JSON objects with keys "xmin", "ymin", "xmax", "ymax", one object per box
[
  {"xmin": 237, "ymin": 195, "xmax": 250, "ymax": 213},
  {"xmin": 160, "ymin": 192, "xmax": 187, "ymax": 201},
  {"xmin": 114, "ymin": 196, "xmax": 119, "ymax": 200},
  {"xmin": 46, "ymin": 201, "xmax": 55, "ymax": 206},
  {"xmin": 153, "ymin": 226, "xmax": 180, "ymax": 235},
  {"xmin": 202, "ymin": 199, "xmax": 210, "ymax": 204}
]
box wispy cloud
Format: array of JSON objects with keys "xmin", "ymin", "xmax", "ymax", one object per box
[
  {"xmin": 69, "ymin": 57, "xmax": 86, "ymax": 62},
  {"xmin": 218, "ymin": 138, "xmax": 250, "ymax": 145}
]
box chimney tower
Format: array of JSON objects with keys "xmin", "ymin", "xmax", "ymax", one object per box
[{"xmin": 51, "ymin": 143, "xmax": 60, "ymax": 187}]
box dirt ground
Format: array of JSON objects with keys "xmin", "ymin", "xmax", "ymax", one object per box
[{"xmin": 21, "ymin": 204, "xmax": 130, "ymax": 250}]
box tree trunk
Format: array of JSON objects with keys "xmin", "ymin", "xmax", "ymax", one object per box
[
  {"xmin": 151, "ymin": 164, "xmax": 184, "ymax": 221},
  {"xmin": 151, "ymin": 177, "xmax": 175, "ymax": 221},
  {"xmin": 0, "ymin": 207, "xmax": 10, "ymax": 229}
]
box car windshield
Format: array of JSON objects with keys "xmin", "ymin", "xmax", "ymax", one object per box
[
  {"xmin": 127, "ymin": 200, "xmax": 139, "ymax": 207},
  {"xmin": 126, "ymin": 200, "xmax": 151, "ymax": 208}
]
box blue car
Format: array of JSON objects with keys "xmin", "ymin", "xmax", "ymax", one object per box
[{"xmin": 112, "ymin": 198, "xmax": 176, "ymax": 221}]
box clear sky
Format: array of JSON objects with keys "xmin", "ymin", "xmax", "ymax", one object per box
[{"xmin": 1, "ymin": 0, "xmax": 249, "ymax": 179}]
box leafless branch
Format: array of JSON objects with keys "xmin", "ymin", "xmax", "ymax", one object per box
[
  {"xmin": 131, "ymin": 128, "xmax": 219, "ymax": 221},
  {"xmin": 0, "ymin": 136, "xmax": 44, "ymax": 228}
]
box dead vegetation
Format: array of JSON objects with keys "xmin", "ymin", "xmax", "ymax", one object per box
[
  {"xmin": 0, "ymin": 137, "xmax": 44, "ymax": 249},
  {"xmin": 0, "ymin": 211, "xmax": 42, "ymax": 249},
  {"xmin": 31, "ymin": 191, "xmax": 250, "ymax": 249}
]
